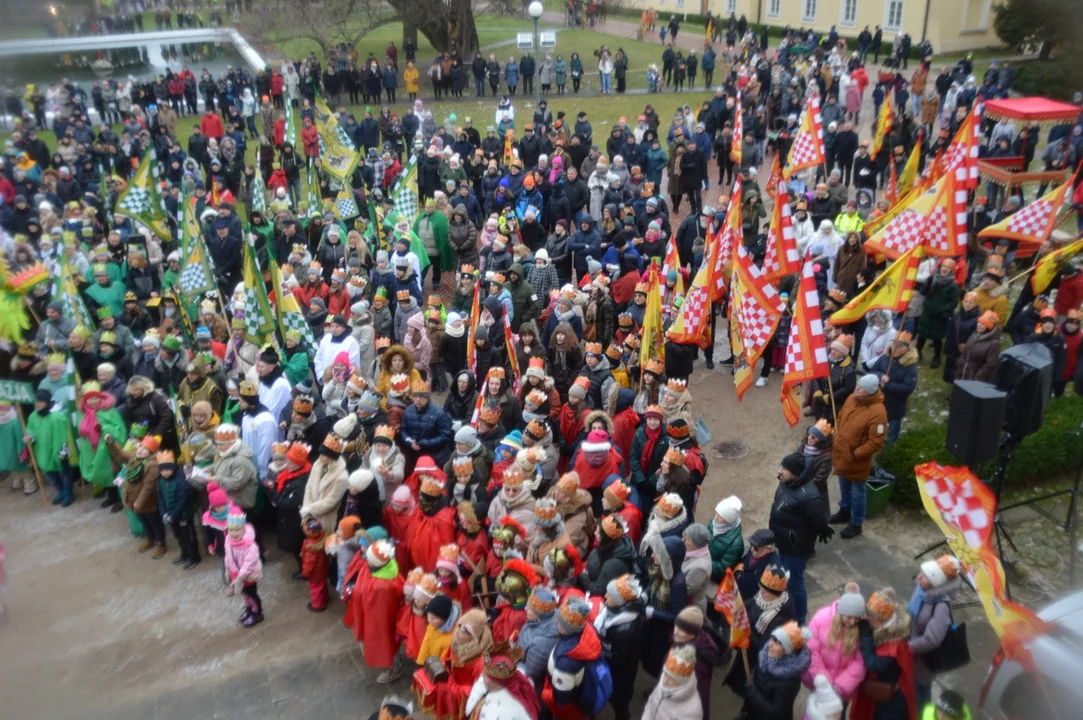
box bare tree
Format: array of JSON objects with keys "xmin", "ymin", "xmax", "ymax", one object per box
[
  {"xmin": 243, "ymin": 0, "xmax": 395, "ymax": 61},
  {"xmin": 385, "ymin": 0, "xmax": 481, "ymax": 57}
]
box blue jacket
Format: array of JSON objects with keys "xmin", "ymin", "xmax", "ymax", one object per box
[
  {"xmin": 381, "ymin": 68, "xmax": 398, "ymax": 89},
  {"xmin": 518, "ymin": 616, "xmax": 561, "ymax": 687},
  {"xmin": 701, "ymin": 48, "xmax": 716, "ymax": 70},
  {"xmin": 567, "ymin": 214, "xmax": 602, "ymax": 278},
  {"xmin": 504, "ymin": 62, "xmax": 520, "ymax": 85},
  {"xmin": 870, "ymin": 348, "xmax": 919, "ymax": 421},
  {"xmin": 358, "ymin": 117, "xmax": 381, "ymax": 148},
  {"xmin": 515, "ymin": 189, "xmax": 544, "ymax": 223},
  {"xmin": 401, "ymin": 401, "xmax": 453, "ymax": 465}
]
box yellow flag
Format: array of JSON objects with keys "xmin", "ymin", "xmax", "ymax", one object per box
[
  {"xmin": 897, "ymin": 139, "xmax": 922, "ymax": 197},
  {"xmin": 830, "ymin": 245, "xmax": 923, "ymax": 325},
  {"xmin": 312, "ymin": 95, "xmax": 360, "ymax": 183},
  {"xmin": 639, "ymin": 263, "xmax": 665, "ymax": 369},
  {"xmin": 870, "ymin": 95, "xmax": 893, "ymax": 160},
  {"xmin": 1031, "ymin": 236, "xmax": 1083, "ymax": 295}
]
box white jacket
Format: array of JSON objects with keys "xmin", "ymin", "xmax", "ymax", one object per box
[
  {"xmin": 315, "ymin": 333, "xmax": 361, "ymax": 379},
  {"xmin": 465, "ymin": 675, "xmax": 535, "ymax": 720},
  {"xmin": 859, "ymin": 310, "xmax": 897, "ymax": 369},
  {"xmin": 240, "ymin": 409, "xmax": 278, "ymax": 481}
]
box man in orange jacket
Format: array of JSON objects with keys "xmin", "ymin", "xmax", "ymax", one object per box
[{"xmin": 829, "ymin": 373, "xmax": 887, "ymax": 539}]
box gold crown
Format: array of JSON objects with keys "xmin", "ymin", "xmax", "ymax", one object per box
[
  {"xmin": 663, "ymin": 646, "xmax": 696, "ymax": 679},
  {"xmin": 503, "ymin": 464, "xmax": 524, "ymax": 488},
  {"xmin": 601, "ymin": 513, "xmax": 626, "ymax": 540},
  {"xmin": 236, "ymin": 379, "xmax": 257, "ymax": 398},
  {"xmin": 483, "ymin": 639, "xmax": 526, "ymax": 680},
  {"xmin": 322, "ymin": 435, "xmax": 345, "ymax": 454},
  {"xmin": 666, "ymin": 378, "xmax": 687, "ymax": 394},
  {"xmin": 534, "ymin": 497, "xmax": 559, "ymax": 522},
  {"xmin": 488, "ymin": 367, "xmax": 506, "ymax": 380},
  {"xmin": 452, "ymin": 456, "xmax": 474, "ymax": 476},
  {"xmin": 584, "ymin": 342, "xmax": 603, "ymax": 355},
  {"xmin": 271, "ymin": 441, "xmax": 290, "ymax": 458},
  {"xmin": 645, "ymin": 358, "xmax": 665, "ymax": 376},
  {"xmin": 613, "ymin": 574, "xmax": 641, "ymax": 602},
  {"xmin": 374, "ymin": 424, "xmax": 396, "ymax": 442},
  {"xmin": 479, "ymin": 406, "xmax": 502, "ymax": 425},
  {"xmin": 664, "ymin": 446, "xmax": 685, "ymax": 467},
  {"xmin": 420, "ymin": 474, "xmax": 445, "ymax": 497},
  {"xmin": 760, "ymin": 565, "xmax": 790, "ymax": 593},
  {"xmin": 293, "ymin": 396, "xmax": 314, "ymax": 414},
  {"xmin": 656, "ymin": 493, "xmax": 683, "ymax": 518},
  {"xmin": 526, "ymin": 419, "xmax": 548, "ymax": 440},
  {"xmin": 375, "ymin": 337, "xmax": 391, "ymax": 349},
  {"xmin": 557, "ymin": 472, "xmax": 580, "ymax": 495}
]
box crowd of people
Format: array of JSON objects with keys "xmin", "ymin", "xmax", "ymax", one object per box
[{"xmin": 4, "ymin": 9, "xmax": 1083, "ymax": 720}]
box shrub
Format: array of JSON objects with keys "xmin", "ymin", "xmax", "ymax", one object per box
[
  {"xmin": 880, "ymin": 394, "xmax": 1083, "ymax": 507},
  {"xmin": 1012, "ymin": 57, "xmax": 1083, "ymax": 100}
]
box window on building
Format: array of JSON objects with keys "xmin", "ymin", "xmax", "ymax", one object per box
[
  {"xmin": 886, "ymin": 0, "xmax": 904, "ymax": 30},
  {"xmin": 841, "ymin": 0, "xmax": 858, "ymax": 26},
  {"xmin": 675, "ymin": 0, "xmax": 683, "ymax": 8},
  {"xmin": 767, "ymin": 0, "xmax": 781, "ymax": 18},
  {"xmin": 802, "ymin": 0, "xmax": 817, "ymax": 22},
  {"xmin": 725, "ymin": 0, "xmax": 737, "ymax": 12}
]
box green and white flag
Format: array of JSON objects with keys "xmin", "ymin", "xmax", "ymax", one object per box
[
  {"xmin": 333, "ymin": 184, "xmax": 359, "ymax": 220},
  {"xmin": 177, "ymin": 193, "xmax": 216, "ymax": 298},
  {"xmin": 252, "ymin": 168, "xmax": 267, "ymax": 216},
  {"xmin": 306, "ymin": 167, "xmax": 321, "ymax": 216},
  {"xmin": 391, "ymin": 153, "xmax": 420, "ymax": 226},
  {"xmin": 115, "ymin": 150, "xmax": 171, "ymax": 243},
  {"xmin": 242, "ymin": 234, "xmax": 277, "ymax": 346},
  {"xmin": 285, "ymin": 100, "xmax": 297, "ymax": 147},
  {"xmin": 54, "ymin": 248, "xmax": 94, "ymax": 331},
  {"xmin": 268, "ymin": 255, "xmax": 317, "ymax": 353}
]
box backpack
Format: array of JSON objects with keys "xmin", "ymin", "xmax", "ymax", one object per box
[{"xmin": 578, "ymin": 657, "xmax": 613, "ymax": 716}]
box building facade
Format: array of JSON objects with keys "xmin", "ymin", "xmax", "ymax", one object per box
[{"xmin": 638, "ymin": 0, "xmax": 1000, "ymax": 54}]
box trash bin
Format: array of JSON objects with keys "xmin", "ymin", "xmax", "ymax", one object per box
[{"xmin": 865, "ymin": 466, "xmax": 896, "ymax": 518}]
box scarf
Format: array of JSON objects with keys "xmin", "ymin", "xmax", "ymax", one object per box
[
  {"xmin": 276, "ymin": 462, "xmax": 311, "ymax": 493},
  {"xmin": 125, "ymin": 457, "xmax": 147, "ymax": 482},
  {"xmin": 210, "ymin": 505, "xmax": 229, "ymax": 525},
  {"xmin": 287, "ymin": 412, "xmax": 316, "ymax": 441},
  {"xmin": 554, "ymin": 305, "xmax": 576, "ymax": 324},
  {"xmin": 684, "ymin": 545, "xmax": 710, "ymax": 560},
  {"xmin": 906, "ymin": 585, "xmax": 926, "ymax": 619},
  {"xmin": 713, "ymin": 518, "xmax": 740, "ymax": 536},
  {"xmin": 640, "ymin": 424, "xmax": 663, "ymax": 472},
  {"xmin": 754, "ymin": 590, "xmax": 791, "ymax": 634},
  {"xmin": 80, "ymin": 405, "xmax": 104, "ymax": 446},
  {"xmin": 802, "ymin": 443, "xmax": 822, "ymax": 456}
]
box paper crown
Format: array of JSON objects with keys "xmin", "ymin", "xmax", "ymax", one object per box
[
  {"xmin": 557, "ymin": 472, "xmax": 580, "ymax": 495},
  {"xmin": 773, "ymin": 620, "xmax": 810, "ymax": 653},
  {"xmin": 666, "ymin": 378, "xmax": 687, "ymax": 394},
  {"xmin": 558, "ymin": 595, "xmax": 589, "ymax": 630},
  {"xmin": 415, "ymin": 573, "xmax": 441, "ymax": 599},
  {"xmin": 215, "ymin": 424, "xmax": 239, "ymax": 443},
  {"xmin": 895, "ymin": 330, "xmax": 913, "ymax": 345},
  {"xmin": 460, "ymin": 263, "xmax": 476, "ymax": 275},
  {"xmin": 488, "ymin": 367, "xmax": 506, "ymax": 380},
  {"xmin": 811, "ymin": 419, "xmax": 834, "ymax": 439},
  {"xmin": 664, "ymin": 645, "xmax": 697, "ymax": 679},
  {"xmin": 286, "ymin": 442, "xmax": 311, "ymax": 465},
  {"xmin": 226, "ymin": 508, "xmax": 247, "ymax": 529},
  {"xmin": 479, "ymin": 406, "xmax": 502, "ymax": 425},
  {"xmin": 600, "ymin": 513, "xmax": 627, "ymax": 540},
  {"xmin": 528, "ymin": 356, "xmax": 545, "ymax": 371},
  {"xmin": 605, "ymin": 342, "xmax": 623, "ymax": 359},
  {"xmin": 525, "ymin": 389, "xmax": 548, "ymax": 410},
  {"xmin": 490, "ymin": 272, "xmax": 506, "ymax": 284},
  {"xmin": 645, "ymin": 358, "xmax": 666, "ymax": 376},
  {"xmin": 396, "ymin": 289, "xmax": 411, "ymax": 301},
  {"xmin": 366, "ymin": 539, "xmax": 395, "ymax": 567},
  {"xmin": 412, "ymin": 379, "xmax": 430, "ymax": 395},
  {"xmin": 559, "ymin": 287, "xmax": 577, "ymax": 300},
  {"xmin": 503, "ymin": 464, "xmax": 524, "ymax": 488},
  {"xmin": 664, "ymin": 446, "xmax": 685, "ymax": 467},
  {"xmin": 438, "ymin": 543, "xmax": 460, "ymax": 565},
  {"xmin": 866, "ymin": 590, "xmax": 897, "ymax": 620},
  {"xmin": 375, "ymin": 337, "xmax": 391, "ymax": 349},
  {"xmin": 483, "ymin": 639, "xmax": 526, "ymax": 680},
  {"xmin": 533, "ymin": 497, "xmax": 560, "ymax": 523},
  {"xmin": 292, "ymin": 395, "xmax": 315, "ymax": 414},
  {"xmin": 644, "ymin": 404, "xmax": 664, "ymax": 420},
  {"xmin": 389, "ymin": 373, "xmax": 411, "ymax": 396},
  {"xmin": 604, "ymin": 479, "xmax": 631, "ymax": 505},
  {"xmin": 584, "ymin": 342, "xmax": 603, "ymax": 356},
  {"xmin": 634, "ymin": 281, "xmax": 650, "ymax": 294},
  {"xmin": 322, "ymin": 434, "xmax": 345, "ymax": 454},
  {"xmin": 528, "ymin": 585, "xmax": 560, "ymax": 615},
  {"xmin": 571, "ymin": 376, "xmax": 591, "ymax": 392},
  {"xmin": 656, "ymin": 492, "xmax": 684, "ymax": 519},
  {"xmin": 271, "ymin": 441, "xmax": 290, "ymax": 458},
  {"xmin": 374, "ymin": 424, "xmax": 396, "ymax": 443},
  {"xmin": 612, "ymin": 574, "xmax": 641, "ymax": 602},
  {"xmin": 404, "ymin": 566, "xmax": 426, "ymax": 590},
  {"xmin": 452, "ymin": 455, "xmax": 474, "ymax": 476},
  {"xmin": 525, "ymin": 419, "xmax": 548, "ymax": 440},
  {"xmin": 828, "ymin": 288, "xmax": 848, "ymax": 304},
  {"xmin": 420, "ymin": 473, "xmax": 446, "ymax": 497},
  {"xmin": 156, "ymin": 450, "xmax": 175, "ymax": 465},
  {"xmin": 760, "ymin": 565, "xmax": 791, "ymax": 593}
]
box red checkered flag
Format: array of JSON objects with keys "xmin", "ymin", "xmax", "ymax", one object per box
[
  {"xmin": 730, "ymin": 92, "xmax": 744, "ymax": 166},
  {"xmin": 784, "ymin": 94, "xmax": 826, "ymax": 180},
  {"xmin": 781, "ymin": 256, "xmax": 830, "ymax": 426},
  {"xmin": 711, "ymin": 179, "xmax": 743, "ymax": 302},
  {"xmin": 730, "ymin": 242, "xmax": 785, "ymax": 401},
  {"xmin": 763, "ymin": 180, "xmax": 800, "ymax": 284},
  {"xmin": 765, "ymin": 152, "xmax": 783, "ymax": 200},
  {"xmin": 923, "ymin": 172, "xmax": 969, "ymax": 258},
  {"xmin": 979, "ymin": 175, "xmax": 1075, "ymax": 250},
  {"xmin": 941, "ymin": 104, "xmax": 981, "ymax": 189}
]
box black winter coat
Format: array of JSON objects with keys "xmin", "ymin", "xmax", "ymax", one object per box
[
  {"xmin": 768, "ymin": 468, "xmax": 829, "ymax": 559},
  {"xmin": 124, "ymin": 390, "xmax": 178, "ymax": 450},
  {"xmin": 270, "ymin": 469, "xmax": 309, "ymax": 555}
]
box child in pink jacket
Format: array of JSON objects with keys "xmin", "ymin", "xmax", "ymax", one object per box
[
  {"xmin": 224, "ymin": 508, "xmax": 265, "ymax": 628},
  {"xmin": 801, "ymin": 583, "xmax": 867, "ymax": 710}
]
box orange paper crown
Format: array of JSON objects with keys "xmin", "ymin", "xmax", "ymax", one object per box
[
  {"xmin": 666, "ymin": 378, "xmax": 687, "ymax": 394},
  {"xmin": 812, "ymin": 419, "xmax": 833, "ymax": 438},
  {"xmin": 664, "ymin": 646, "xmax": 696, "ymax": 678},
  {"xmin": 503, "ymin": 464, "xmax": 525, "ymax": 488},
  {"xmin": 271, "ymin": 441, "xmax": 290, "ymax": 458},
  {"xmin": 645, "ymin": 358, "xmax": 665, "ymax": 376},
  {"xmin": 634, "ymin": 281, "xmax": 650, "ymax": 294},
  {"xmin": 415, "ymin": 573, "xmax": 440, "ymax": 599},
  {"xmin": 613, "ymin": 574, "xmax": 641, "ymax": 602},
  {"xmin": 534, "ymin": 497, "xmax": 559, "ymax": 522},
  {"xmin": 322, "ymin": 434, "xmax": 345, "ymax": 454},
  {"xmin": 420, "ymin": 474, "xmax": 446, "ymax": 497},
  {"xmin": 557, "ymin": 472, "xmax": 580, "ymax": 495},
  {"xmin": 438, "ymin": 543, "xmax": 460, "ymax": 564},
  {"xmin": 558, "ymin": 597, "xmax": 589, "ymax": 630},
  {"xmin": 525, "ymin": 419, "xmax": 548, "ymax": 440},
  {"xmin": 374, "ymin": 424, "xmax": 396, "ymax": 442},
  {"xmin": 604, "ymin": 479, "xmax": 631, "ymax": 505},
  {"xmin": 375, "ymin": 337, "xmax": 391, "ymax": 349},
  {"xmin": 215, "ymin": 424, "xmax": 239, "ymax": 443},
  {"xmin": 605, "ymin": 342, "xmax": 623, "ymax": 359},
  {"xmin": 396, "ymin": 289, "xmax": 411, "ymax": 301},
  {"xmin": 293, "ymin": 396, "xmax": 315, "ymax": 414},
  {"xmin": 452, "ymin": 456, "xmax": 474, "ymax": 476},
  {"xmin": 479, "ymin": 406, "xmax": 502, "ymax": 425},
  {"xmin": 488, "ymin": 367, "xmax": 506, "ymax": 380},
  {"xmin": 867, "ymin": 590, "xmax": 897, "ymax": 620},
  {"xmin": 601, "ymin": 513, "xmax": 626, "ymax": 540},
  {"xmin": 656, "ymin": 493, "xmax": 684, "ymax": 518},
  {"xmin": 664, "ymin": 446, "xmax": 685, "ymax": 467},
  {"xmin": 572, "ymin": 376, "xmax": 591, "ymax": 392},
  {"xmin": 528, "ymin": 356, "xmax": 545, "ymax": 371},
  {"xmin": 526, "ymin": 389, "xmax": 548, "ymax": 409},
  {"xmin": 528, "ymin": 585, "xmax": 560, "ymax": 614},
  {"xmin": 584, "ymin": 342, "xmax": 603, "ymax": 355},
  {"xmin": 760, "ymin": 565, "xmax": 790, "ymax": 593}
]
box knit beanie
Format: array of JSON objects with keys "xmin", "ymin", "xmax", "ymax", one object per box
[
  {"xmin": 856, "ymin": 373, "xmax": 880, "ymax": 394},
  {"xmin": 425, "ymin": 593, "xmax": 453, "ymax": 622},
  {"xmin": 675, "ymin": 605, "xmax": 705, "ymax": 635},
  {"xmin": 836, "ymin": 582, "xmax": 866, "ymax": 618},
  {"xmin": 684, "ymin": 523, "xmax": 710, "ymax": 548},
  {"xmin": 207, "ymin": 482, "xmax": 229, "ymax": 508},
  {"xmin": 714, "ymin": 496, "xmax": 743, "ymax": 524},
  {"xmin": 781, "ymin": 453, "xmax": 806, "ymax": 477},
  {"xmin": 455, "ymin": 425, "xmax": 478, "ymax": 446}
]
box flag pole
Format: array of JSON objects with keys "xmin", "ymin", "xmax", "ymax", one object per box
[
  {"xmin": 1005, "ymin": 227, "xmax": 1083, "ymax": 285},
  {"xmin": 741, "ymin": 647, "xmax": 751, "ymax": 681},
  {"xmin": 17, "ymin": 405, "xmax": 51, "ymax": 511},
  {"xmin": 826, "ymin": 370, "xmax": 839, "ymax": 427}
]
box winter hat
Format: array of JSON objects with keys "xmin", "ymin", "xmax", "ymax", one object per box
[
  {"xmin": 684, "ymin": 523, "xmax": 710, "ymax": 549},
  {"xmin": 348, "ymin": 468, "xmax": 375, "ymax": 493},
  {"xmin": 366, "ymin": 539, "xmax": 395, "ymax": 568},
  {"xmin": 771, "ymin": 621, "xmax": 811, "ymax": 655},
  {"xmin": 333, "ymin": 413, "xmax": 358, "ymax": 439},
  {"xmin": 781, "ymin": 452, "xmax": 806, "ymax": 477},
  {"xmin": 425, "ymin": 593, "xmax": 453, "ymax": 622},
  {"xmin": 856, "ymin": 373, "xmax": 880, "ymax": 394},
  {"xmin": 714, "ymin": 496, "xmax": 743, "ymax": 523},
  {"xmin": 807, "ymin": 674, "xmax": 845, "ymax": 720},
  {"xmin": 567, "ymin": 377, "xmax": 589, "ymax": 401},
  {"xmin": 581, "ymin": 429, "xmax": 611, "ymax": 453},
  {"xmin": 837, "ymin": 582, "xmax": 867, "ymax": 618},
  {"xmin": 605, "ymin": 574, "xmax": 642, "ymax": 606},
  {"xmin": 662, "ymin": 645, "xmax": 697, "ymax": 684},
  {"xmin": 920, "ymin": 554, "xmax": 962, "ymax": 588},
  {"xmin": 339, "ymin": 516, "xmax": 362, "ymax": 539},
  {"xmin": 207, "ymin": 482, "xmax": 229, "ymax": 508},
  {"xmin": 829, "ymin": 335, "xmax": 853, "ymax": 355},
  {"xmin": 556, "ymin": 594, "xmax": 591, "ymax": 635},
  {"xmin": 675, "ymin": 605, "xmax": 705, "ymax": 635},
  {"xmin": 455, "ymin": 425, "xmax": 479, "ymax": 447}
]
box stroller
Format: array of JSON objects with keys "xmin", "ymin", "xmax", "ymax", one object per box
[{"xmin": 646, "ymin": 65, "xmax": 660, "ymax": 93}]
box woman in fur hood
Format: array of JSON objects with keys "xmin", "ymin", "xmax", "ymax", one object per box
[
  {"xmin": 517, "ymin": 361, "xmax": 562, "ymax": 422},
  {"xmin": 660, "ymin": 378, "xmax": 694, "ymax": 428},
  {"xmin": 546, "ymin": 472, "xmax": 595, "ymax": 557}
]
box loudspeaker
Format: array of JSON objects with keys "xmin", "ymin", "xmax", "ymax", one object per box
[
  {"xmin": 946, "ymin": 380, "xmax": 1008, "ymax": 466},
  {"xmin": 995, "ymin": 343, "xmax": 1053, "ymax": 438}
]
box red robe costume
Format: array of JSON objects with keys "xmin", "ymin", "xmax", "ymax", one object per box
[
  {"xmin": 850, "ymin": 636, "xmax": 917, "ymax": 720},
  {"xmin": 456, "ymin": 529, "xmax": 490, "ymax": 578},
  {"xmin": 610, "ymin": 271, "xmax": 640, "ymax": 307},
  {"xmin": 326, "ymin": 286, "xmax": 352, "ymax": 319},
  {"xmin": 383, "ymin": 503, "xmax": 421, "ymax": 574},
  {"xmin": 355, "ymin": 564, "xmax": 406, "ymax": 669},
  {"xmin": 609, "ymin": 407, "xmax": 639, "ymax": 474},
  {"xmin": 558, "ymin": 406, "xmax": 589, "ymax": 472},
  {"xmin": 416, "ymin": 647, "xmax": 486, "ymax": 720},
  {"xmin": 490, "ymin": 603, "xmax": 527, "ymax": 644},
  {"xmin": 397, "ymin": 604, "xmax": 430, "ymax": 661},
  {"xmin": 342, "ymin": 554, "xmax": 372, "ymax": 632},
  {"xmin": 613, "ymin": 504, "xmax": 643, "ymax": 547},
  {"xmin": 410, "ymin": 506, "xmax": 457, "ymax": 571},
  {"xmin": 487, "ymin": 455, "xmax": 514, "ymax": 494},
  {"xmin": 301, "ymin": 533, "xmax": 330, "ymax": 610},
  {"xmin": 572, "ymin": 449, "xmax": 623, "ymax": 491},
  {"xmin": 440, "ymin": 576, "xmax": 474, "ymax": 611}
]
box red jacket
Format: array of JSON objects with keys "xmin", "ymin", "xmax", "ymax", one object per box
[
  {"xmin": 302, "ymin": 125, "xmax": 320, "ymax": 157},
  {"xmin": 1061, "ymin": 324, "xmax": 1082, "ymax": 381},
  {"xmin": 1055, "ymin": 272, "xmax": 1083, "ymax": 317},
  {"xmin": 301, "ymin": 535, "xmax": 329, "ymax": 584},
  {"xmin": 326, "ymin": 286, "xmax": 352, "ymax": 319},
  {"xmin": 355, "ymin": 571, "xmax": 405, "ymax": 668},
  {"xmin": 572, "ymin": 448, "xmax": 623, "ymax": 490},
  {"xmin": 383, "ymin": 158, "xmax": 402, "ymax": 190},
  {"xmin": 610, "ymin": 406, "xmax": 639, "ymax": 474},
  {"xmin": 200, "ymin": 113, "xmax": 224, "ymax": 139},
  {"xmin": 273, "ymin": 118, "xmax": 285, "ymax": 147},
  {"xmin": 409, "ymin": 506, "xmax": 456, "ymax": 572},
  {"xmin": 270, "ymin": 72, "xmax": 284, "ymax": 96},
  {"xmin": 267, "ymin": 168, "xmax": 288, "ymax": 194}
]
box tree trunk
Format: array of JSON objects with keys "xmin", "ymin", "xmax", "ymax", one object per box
[
  {"xmin": 1039, "ymin": 38, "xmax": 1053, "ymax": 62},
  {"xmin": 388, "ymin": 0, "xmax": 479, "ymax": 56}
]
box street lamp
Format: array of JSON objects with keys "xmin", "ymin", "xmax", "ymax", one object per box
[{"xmin": 529, "ymin": 1, "xmax": 544, "ymax": 109}]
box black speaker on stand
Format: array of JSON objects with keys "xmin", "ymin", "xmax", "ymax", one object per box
[{"xmin": 945, "ymin": 381, "xmax": 1007, "ymax": 467}]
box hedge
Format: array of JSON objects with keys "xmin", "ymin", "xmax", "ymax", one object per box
[
  {"xmin": 1011, "ymin": 57, "xmax": 1083, "ymax": 101},
  {"xmin": 879, "ymin": 394, "xmax": 1083, "ymax": 507}
]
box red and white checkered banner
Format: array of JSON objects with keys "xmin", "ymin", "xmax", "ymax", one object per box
[
  {"xmin": 979, "ymin": 176, "xmax": 1073, "ymax": 247},
  {"xmin": 864, "ymin": 174, "xmax": 966, "ymax": 259},
  {"xmin": 941, "ymin": 104, "xmax": 981, "ymax": 189},
  {"xmin": 711, "ymin": 179, "xmax": 743, "ymax": 303},
  {"xmin": 763, "ymin": 180, "xmax": 800, "ymax": 284},
  {"xmin": 781, "ymin": 257, "xmax": 829, "ymax": 426},
  {"xmin": 730, "ymin": 92, "xmax": 744, "ymax": 167},
  {"xmin": 666, "ymin": 246, "xmax": 714, "ymax": 349},
  {"xmin": 730, "ymin": 242, "xmax": 785, "ymax": 401},
  {"xmin": 784, "ymin": 94, "xmax": 826, "ymax": 180}
]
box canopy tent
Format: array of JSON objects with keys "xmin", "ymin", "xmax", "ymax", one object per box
[
  {"xmin": 983, "ymin": 97, "xmax": 1080, "ymax": 124},
  {"xmin": 977, "ymin": 156, "xmax": 1066, "ymax": 188}
]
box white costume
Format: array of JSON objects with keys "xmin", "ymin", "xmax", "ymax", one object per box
[
  {"xmin": 314, "ymin": 332, "xmax": 362, "ymax": 379},
  {"xmin": 464, "ymin": 674, "xmax": 535, "ymax": 720},
  {"xmin": 240, "ymin": 408, "xmax": 278, "ymax": 482}
]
